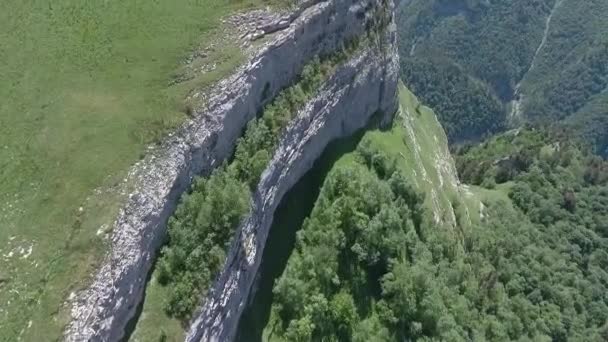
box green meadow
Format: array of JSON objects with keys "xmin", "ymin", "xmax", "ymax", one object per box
[{"xmin": 0, "ymin": 0, "xmax": 280, "ymax": 339}]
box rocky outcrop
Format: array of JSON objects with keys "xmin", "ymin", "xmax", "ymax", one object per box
[
  {"xmin": 64, "ymin": 0, "xmax": 398, "ymax": 340},
  {"xmin": 185, "ymin": 19, "xmax": 399, "ymax": 342}
]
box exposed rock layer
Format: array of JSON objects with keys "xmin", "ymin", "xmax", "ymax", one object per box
[
  {"xmin": 186, "ymin": 17, "xmax": 399, "ymax": 342},
  {"xmin": 64, "ymin": 0, "xmax": 397, "ymax": 340}
]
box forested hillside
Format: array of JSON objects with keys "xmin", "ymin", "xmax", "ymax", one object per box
[
  {"xmin": 245, "ymin": 86, "xmax": 608, "ymax": 341},
  {"xmin": 521, "ymin": 0, "xmax": 608, "ymax": 156},
  {"xmin": 397, "ymin": 0, "xmax": 608, "ymax": 155}
]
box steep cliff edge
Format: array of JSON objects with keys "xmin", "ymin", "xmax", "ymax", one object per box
[
  {"xmin": 236, "ymin": 82, "xmax": 487, "ymax": 341},
  {"xmin": 64, "ymin": 0, "xmax": 399, "ymax": 340},
  {"xmin": 186, "ymin": 38, "xmax": 399, "ymax": 341}
]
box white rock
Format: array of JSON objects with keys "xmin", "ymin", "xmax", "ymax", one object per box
[{"xmin": 187, "ymin": 10, "xmax": 399, "ymax": 342}]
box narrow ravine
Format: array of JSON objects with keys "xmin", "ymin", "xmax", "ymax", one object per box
[
  {"xmin": 509, "ymin": 0, "xmax": 564, "ymax": 121},
  {"xmin": 234, "ymin": 127, "xmax": 370, "ymax": 342},
  {"xmin": 529, "ymin": 0, "xmax": 564, "ymax": 72}
]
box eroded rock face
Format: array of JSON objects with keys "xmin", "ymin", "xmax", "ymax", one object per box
[
  {"xmin": 186, "ymin": 19, "xmax": 399, "ymax": 342},
  {"xmin": 64, "ymin": 0, "xmax": 397, "ymax": 341}
]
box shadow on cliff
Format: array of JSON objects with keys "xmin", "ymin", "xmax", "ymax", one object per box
[{"xmin": 235, "ymin": 112, "xmax": 391, "ymax": 341}]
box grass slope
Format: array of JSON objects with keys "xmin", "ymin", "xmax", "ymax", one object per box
[
  {"xmin": 388, "ymin": 83, "xmax": 472, "ymax": 228},
  {"xmin": 130, "ymin": 269, "xmax": 184, "ymax": 342},
  {"xmin": 0, "ymin": 0, "xmax": 283, "ymax": 340}
]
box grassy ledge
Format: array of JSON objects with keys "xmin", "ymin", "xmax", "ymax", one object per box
[{"xmin": 0, "ymin": 0, "xmax": 288, "ymax": 340}]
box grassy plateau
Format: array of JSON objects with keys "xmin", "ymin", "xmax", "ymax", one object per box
[{"xmin": 0, "ymin": 0, "xmax": 282, "ymax": 340}]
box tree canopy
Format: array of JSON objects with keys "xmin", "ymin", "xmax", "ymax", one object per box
[{"xmin": 265, "ymin": 128, "xmax": 608, "ymax": 341}]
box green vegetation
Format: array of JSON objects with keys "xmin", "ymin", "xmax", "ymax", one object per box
[
  {"xmin": 375, "ymin": 84, "xmax": 476, "ymax": 228},
  {"xmin": 0, "ymin": 0, "xmax": 288, "ymax": 339},
  {"xmin": 236, "ymin": 126, "xmax": 369, "ymax": 342},
  {"xmin": 564, "ymin": 95, "xmax": 608, "ymax": 157},
  {"xmin": 159, "ymin": 170, "xmax": 251, "ymax": 319},
  {"xmin": 259, "ymin": 84, "xmax": 469, "ymax": 341},
  {"xmin": 238, "ymin": 83, "xmax": 464, "ymax": 341},
  {"xmin": 254, "ymin": 86, "xmax": 608, "ymax": 341},
  {"xmin": 453, "ymin": 128, "xmax": 608, "ymax": 340},
  {"xmin": 131, "ymin": 47, "xmax": 362, "ymax": 339},
  {"xmin": 520, "ymin": 0, "xmax": 608, "ymax": 155},
  {"xmin": 400, "ymin": 57, "xmax": 504, "ymax": 142},
  {"xmin": 265, "ymin": 143, "xmax": 426, "ymax": 341},
  {"xmin": 454, "ymin": 128, "xmax": 553, "ymax": 186},
  {"xmin": 251, "ymin": 83, "xmax": 465, "ymax": 340},
  {"xmin": 397, "ymin": 0, "xmax": 556, "ymax": 141},
  {"xmin": 397, "ymin": 0, "xmax": 608, "ymax": 152}
]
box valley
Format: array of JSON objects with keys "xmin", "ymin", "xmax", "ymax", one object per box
[{"xmin": 398, "ymin": 0, "xmax": 608, "ymax": 153}]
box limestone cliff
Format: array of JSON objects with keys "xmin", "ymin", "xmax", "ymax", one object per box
[
  {"xmin": 64, "ymin": 0, "xmax": 399, "ymax": 340},
  {"xmin": 186, "ymin": 37, "xmax": 398, "ymax": 342}
]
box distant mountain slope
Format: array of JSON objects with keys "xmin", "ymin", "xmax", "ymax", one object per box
[
  {"xmin": 397, "ymin": 0, "xmax": 608, "ymax": 155},
  {"xmin": 519, "ymin": 0, "xmax": 608, "ymax": 155}
]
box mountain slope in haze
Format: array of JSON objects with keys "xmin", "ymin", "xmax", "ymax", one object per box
[{"xmin": 397, "ymin": 0, "xmax": 608, "ymax": 155}]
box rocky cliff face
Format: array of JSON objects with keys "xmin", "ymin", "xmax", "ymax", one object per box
[
  {"xmin": 186, "ymin": 32, "xmax": 399, "ymax": 342},
  {"xmin": 64, "ymin": 0, "xmax": 398, "ymax": 341}
]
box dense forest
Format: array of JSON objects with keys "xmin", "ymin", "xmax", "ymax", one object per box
[
  {"xmin": 399, "ymin": 57, "xmax": 505, "ymax": 142},
  {"xmin": 397, "ymin": 0, "xmax": 608, "ymax": 155},
  {"xmin": 261, "ymin": 126, "xmax": 608, "ymax": 341}
]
